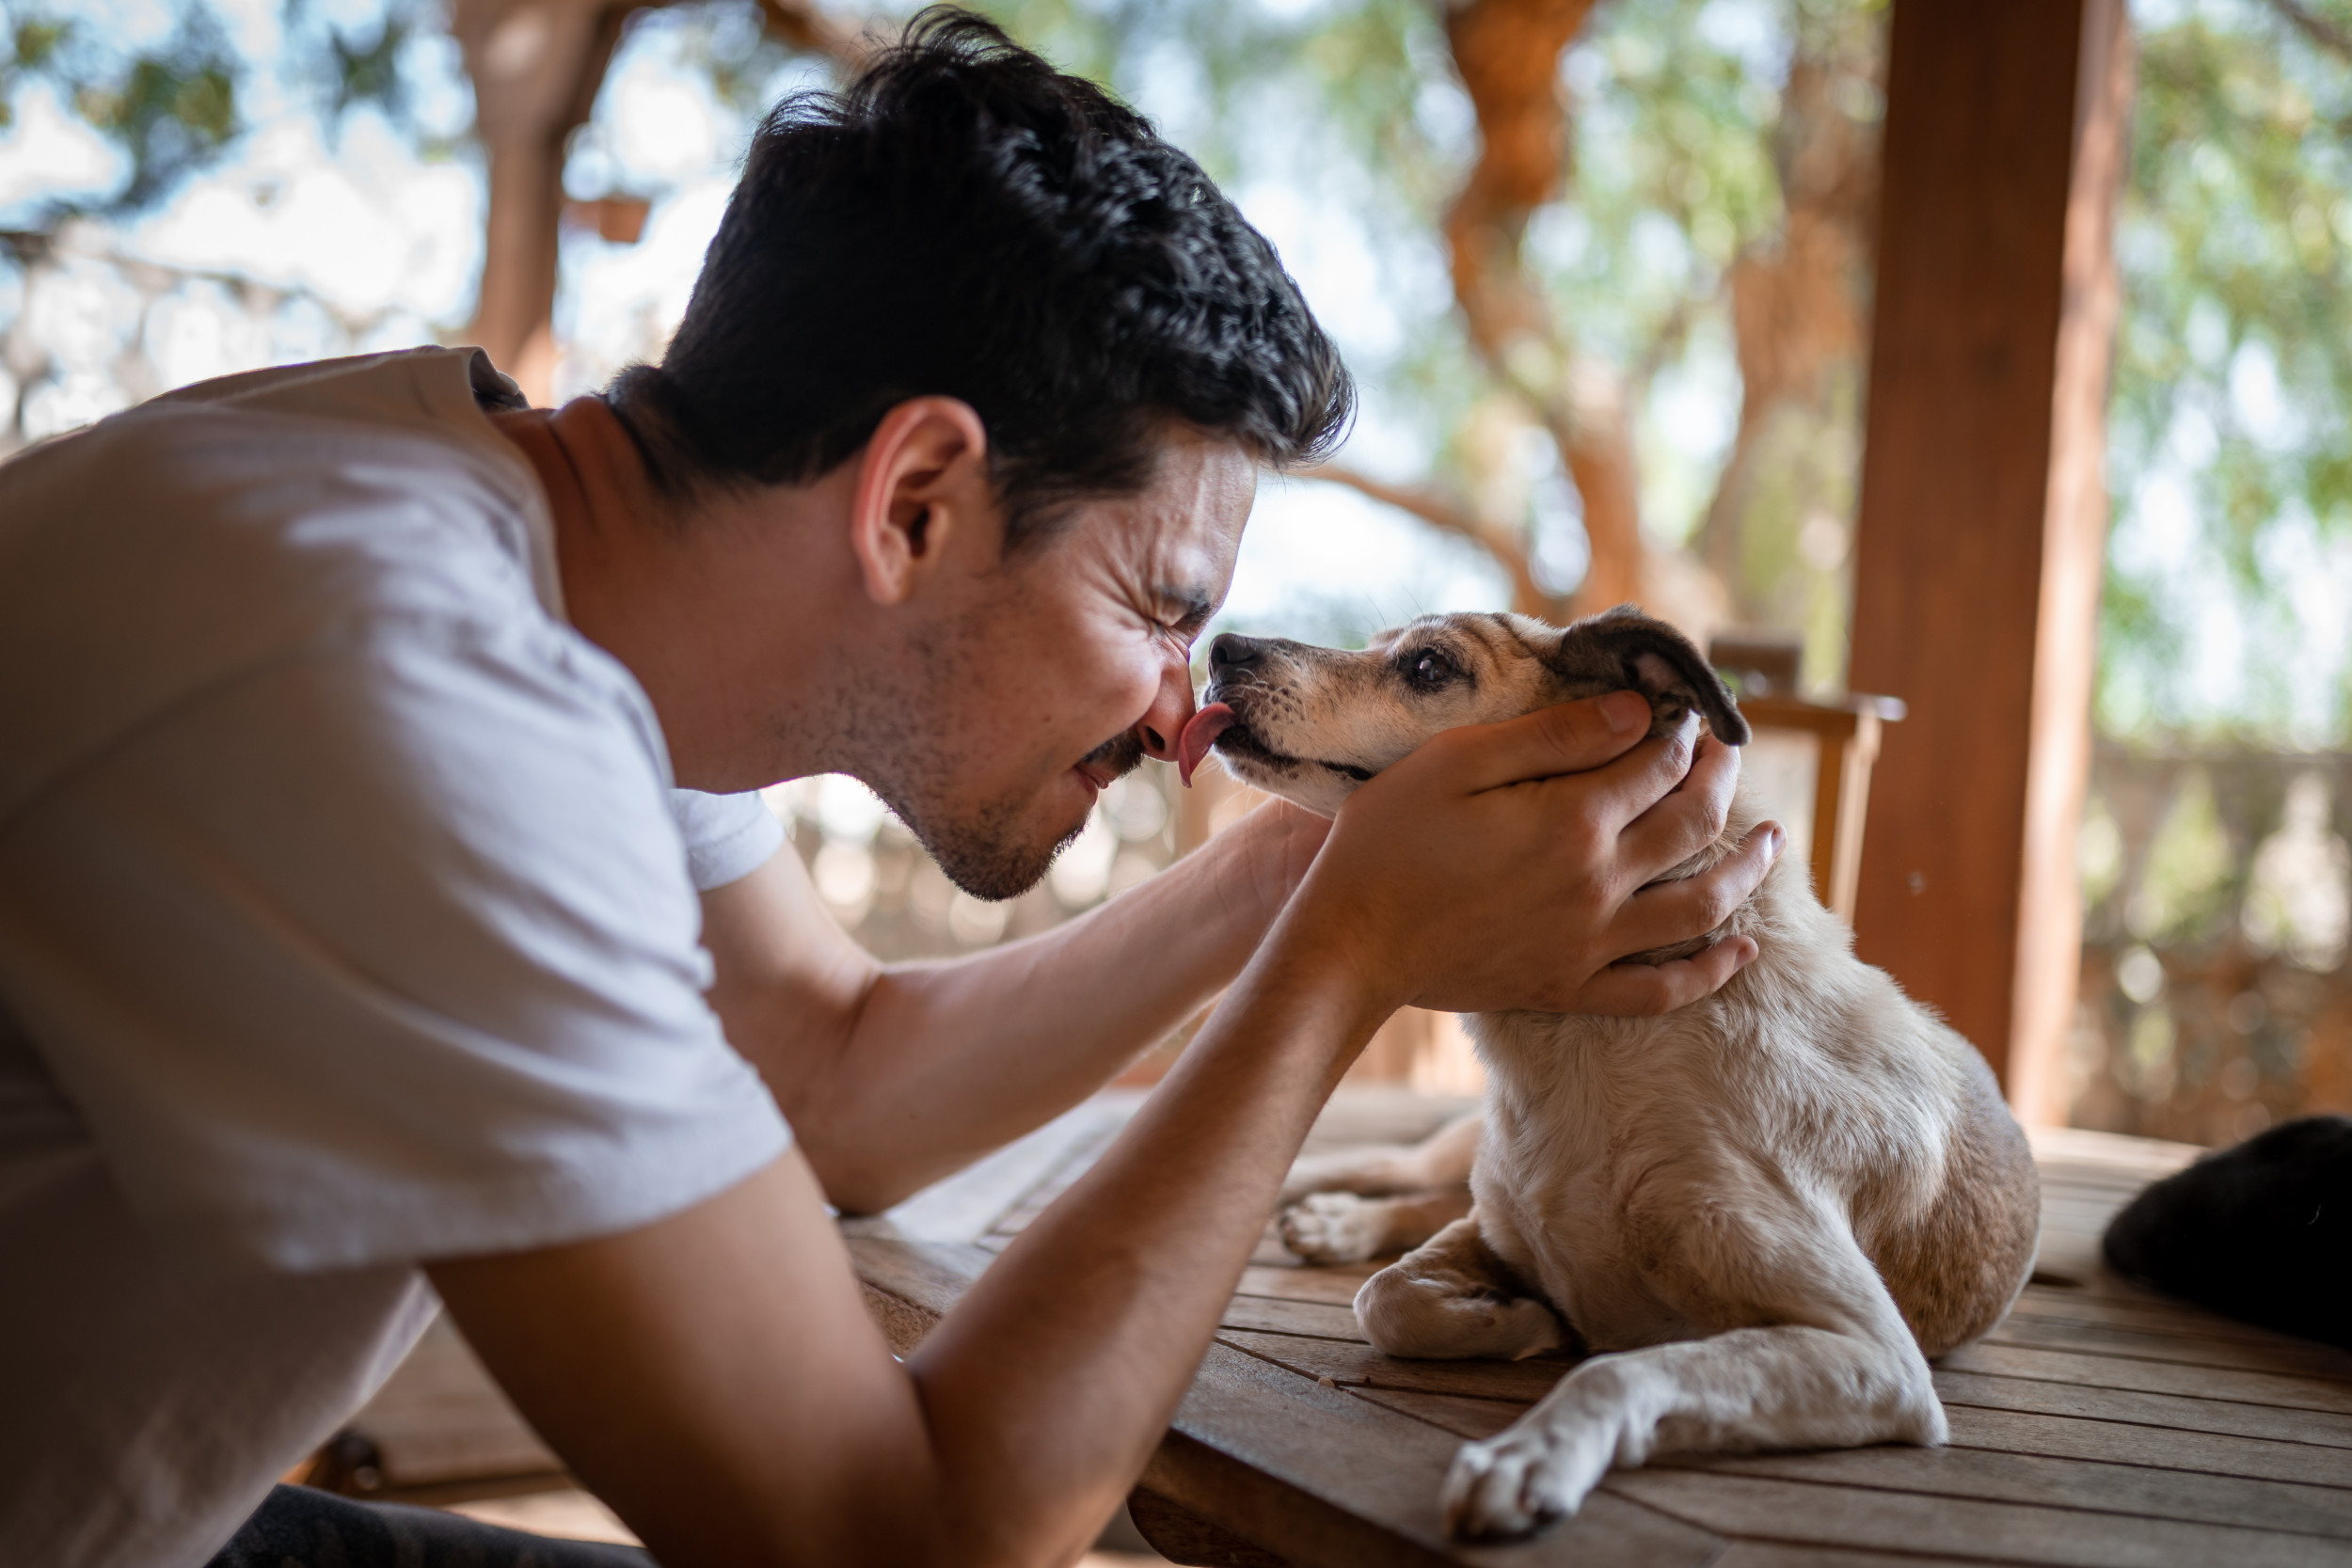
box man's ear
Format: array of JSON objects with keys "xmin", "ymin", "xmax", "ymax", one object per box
[{"xmin": 846, "ymin": 397, "xmax": 995, "ymax": 606}]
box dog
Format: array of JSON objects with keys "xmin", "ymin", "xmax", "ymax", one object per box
[
  {"xmin": 1178, "ymin": 606, "xmax": 2040, "ymax": 1541},
  {"xmin": 2104, "ymin": 1115, "xmax": 2352, "ymax": 1350}
]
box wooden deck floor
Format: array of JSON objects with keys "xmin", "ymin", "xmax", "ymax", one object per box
[
  {"xmin": 850, "ymin": 1090, "xmax": 2352, "ymax": 1568},
  {"xmin": 342, "ymin": 1085, "xmax": 2352, "ymax": 1563}
]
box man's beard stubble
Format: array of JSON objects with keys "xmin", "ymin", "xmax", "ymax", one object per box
[
  {"xmin": 825, "ymin": 592, "xmax": 1149, "ymax": 903},
  {"xmin": 874, "ymin": 727, "xmax": 1147, "ymax": 903}
]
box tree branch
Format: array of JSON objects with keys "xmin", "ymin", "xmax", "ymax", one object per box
[
  {"xmin": 755, "ymin": 0, "xmax": 873, "ymax": 70},
  {"xmin": 1300, "ymin": 464, "xmax": 1561, "ymax": 620},
  {"xmin": 2268, "ymin": 0, "xmax": 2352, "ymax": 63}
]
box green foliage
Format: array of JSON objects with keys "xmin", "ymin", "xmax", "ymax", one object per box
[
  {"xmin": 0, "ymin": 1, "xmax": 245, "ymax": 217},
  {"xmin": 322, "ymin": 6, "xmax": 413, "ymax": 124},
  {"xmin": 2105, "ymin": 0, "xmax": 2352, "ymax": 742},
  {"xmin": 1541, "ymin": 0, "xmax": 1790, "ymax": 369}
]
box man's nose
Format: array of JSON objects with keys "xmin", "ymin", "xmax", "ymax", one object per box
[
  {"xmin": 1209, "ymin": 632, "xmax": 1266, "ymax": 673},
  {"xmin": 1135, "ymin": 655, "xmax": 1197, "ymax": 764}
]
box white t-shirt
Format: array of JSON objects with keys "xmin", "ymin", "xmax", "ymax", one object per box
[{"xmin": 0, "ymin": 348, "xmax": 794, "ymax": 1568}]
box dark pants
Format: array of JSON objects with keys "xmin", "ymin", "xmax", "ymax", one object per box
[{"xmin": 208, "ymin": 1484, "xmax": 656, "ymax": 1567}]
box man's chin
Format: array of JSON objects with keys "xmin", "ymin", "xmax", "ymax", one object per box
[
  {"xmin": 927, "ymin": 836, "xmax": 1059, "ymax": 903},
  {"xmin": 898, "ymin": 786, "xmax": 1092, "ymax": 904}
]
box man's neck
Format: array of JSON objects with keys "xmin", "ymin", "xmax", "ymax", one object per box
[{"xmin": 489, "ymin": 399, "xmax": 864, "ymax": 794}]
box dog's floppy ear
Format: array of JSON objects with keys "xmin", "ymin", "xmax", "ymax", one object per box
[{"xmin": 1552, "ymin": 604, "xmax": 1751, "ymax": 745}]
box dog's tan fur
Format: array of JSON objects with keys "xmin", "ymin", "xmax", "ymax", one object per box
[{"xmin": 1201, "ymin": 608, "xmax": 2039, "ymax": 1541}]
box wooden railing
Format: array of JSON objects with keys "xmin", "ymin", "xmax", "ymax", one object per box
[{"xmin": 2063, "ymin": 745, "xmax": 2352, "ymax": 1145}]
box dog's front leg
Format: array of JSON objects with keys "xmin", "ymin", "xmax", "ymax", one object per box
[
  {"xmin": 1442, "ymin": 1219, "xmax": 1943, "ymax": 1541},
  {"xmin": 1352, "ymin": 1214, "xmax": 1565, "ymax": 1361}
]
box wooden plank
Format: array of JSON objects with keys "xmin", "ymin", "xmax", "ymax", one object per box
[
  {"xmin": 1847, "ymin": 0, "xmax": 2131, "ymax": 1114},
  {"xmin": 1234, "ymin": 1263, "xmax": 1385, "ymax": 1308},
  {"xmin": 1350, "ymin": 1387, "xmax": 1531, "ymax": 1442},
  {"xmin": 1138, "ymin": 1423, "xmax": 1452, "ymax": 1568},
  {"xmin": 1356, "ymin": 1389, "xmax": 2352, "ymax": 1529},
  {"xmin": 2006, "ymin": 1285, "xmax": 2345, "ymax": 1352},
  {"xmin": 2039, "ymin": 1193, "xmax": 2139, "ymax": 1227},
  {"xmin": 1221, "ymin": 1295, "xmax": 1369, "ymax": 1341},
  {"xmin": 1934, "ymin": 1369, "xmax": 2352, "ymax": 1449},
  {"xmin": 1216, "ymin": 1329, "xmax": 1575, "ymax": 1403},
  {"xmin": 847, "ymin": 1237, "xmax": 994, "ymax": 1353},
  {"xmin": 1129, "ymin": 1485, "xmax": 1298, "ymax": 1567},
  {"xmin": 1659, "ymin": 1443, "xmax": 2352, "ymax": 1539},
  {"xmin": 1355, "ymin": 1359, "xmax": 2352, "ymax": 1487},
  {"xmin": 1941, "ymin": 1342, "xmax": 2352, "ymax": 1416},
  {"xmin": 981, "ymin": 1119, "xmax": 1131, "ymax": 1238},
  {"xmin": 1943, "ymin": 1402, "xmax": 2352, "ymax": 1491},
  {"xmin": 844, "ymin": 1094, "xmax": 1137, "ymax": 1244},
  {"xmin": 1150, "ymin": 1346, "xmax": 1723, "ymax": 1568},
  {"xmin": 2029, "ymin": 1126, "xmax": 2204, "ymax": 1179},
  {"xmin": 345, "ymin": 1312, "xmax": 561, "ymax": 1486},
  {"xmin": 1607, "ymin": 1468, "xmax": 2352, "ymax": 1567},
  {"xmin": 1985, "ymin": 1312, "xmax": 2352, "ymax": 1384},
  {"xmin": 1708, "ymin": 1548, "xmax": 1997, "ymax": 1568}
]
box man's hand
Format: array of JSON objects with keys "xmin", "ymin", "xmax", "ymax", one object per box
[{"xmin": 1289, "ymin": 689, "xmax": 1781, "ymax": 1019}]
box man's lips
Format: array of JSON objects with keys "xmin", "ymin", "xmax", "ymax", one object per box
[{"xmin": 1177, "ymin": 703, "xmax": 1237, "ymax": 786}]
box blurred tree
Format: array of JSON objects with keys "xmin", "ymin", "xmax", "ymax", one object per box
[
  {"xmin": 991, "ymin": 0, "xmax": 1883, "ymax": 676},
  {"xmin": 2102, "ymin": 0, "xmax": 2352, "ymax": 743},
  {"xmin": 0, "ymin": 2, "xmax": 244, "ymax": 224},
  {"xmin": 451, "ymin": 0, "xmax": 857, "ymax": 399},
  {"xmin": 15, "ymin": 0, "xmax": 2352, "ymax": 742}
]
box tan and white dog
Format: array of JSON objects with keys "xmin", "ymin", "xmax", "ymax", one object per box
[{"xmin": 1177, "ymin": 607, "xmax": 2039, "ymax": 1542}]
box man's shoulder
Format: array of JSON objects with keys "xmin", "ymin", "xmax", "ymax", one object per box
[
  {"xmin": 0, "ymin": 348, "xmax": 587, "ymax": 832},
  {"xmin": 148, "ymin": 343, "xmax": 529, "ymax": 423},
  {"xmin": 7, "ymin": 347, "xmax": 530, "ymax": 499},
  {"xmin": 0, "ymin": 345, "xmax": 553, "ymax": 619}
]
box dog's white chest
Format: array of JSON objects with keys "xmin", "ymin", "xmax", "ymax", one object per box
[{"xmin": 1467, "ymin": 1010, "xmax": 1731, "ymax": 1349}]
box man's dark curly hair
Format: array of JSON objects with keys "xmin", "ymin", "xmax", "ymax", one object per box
[{"xmin": 609, "ymin": 8, "xmax": 1353, "ymax": 546}]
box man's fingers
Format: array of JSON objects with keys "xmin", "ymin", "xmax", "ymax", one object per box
[
  {"xmin": 1444, "ymin": 690, "xmax": 1656, "ymax": 793},
  {"xmin": 1607, "ymin": 822, "xmax": 1785, "ymax": 958},
  {"xmin": 1613, "ymin": 729, "xmax": 1742, "ymax": 875},
  {"xmin": 1571, "ymin": 936, "xmax": 1760, "ymax": 1017}
]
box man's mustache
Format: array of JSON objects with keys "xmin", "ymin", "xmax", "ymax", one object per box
[{"xmin": 1079, "ymin": 731, "xmax": 1147, "ymax": 780}]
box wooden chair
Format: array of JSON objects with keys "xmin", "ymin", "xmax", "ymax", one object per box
[
  {"xmin": 1710, "ymin": 632, "xmax": 1903, "ymax": 923},
  {"xmin": 1736, "ymin": 691, "xmax": 1905, "ymax": 923}
]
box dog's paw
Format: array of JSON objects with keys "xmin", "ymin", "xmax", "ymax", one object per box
[
  {"xmin": 1441, "ymin": 1419, "xmax": 1614, "ymax": 1542},
  {"xmin": 1279, "ymin": 1193, "xmax": 1389, "ymax": 1264}
]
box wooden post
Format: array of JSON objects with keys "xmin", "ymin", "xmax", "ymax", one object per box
[{"xmin": 1847, "ymin": 0, "xmax": 2131, "ymax": 1122}]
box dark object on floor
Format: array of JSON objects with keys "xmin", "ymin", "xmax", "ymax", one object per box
[
  {"xmin": 208, "ymin": 1485, "xmax": 653, "ymax": 1567},
  {"xmin": 2102, "ymin": 1115, "xmax": 2352, "ymax": 1349}
]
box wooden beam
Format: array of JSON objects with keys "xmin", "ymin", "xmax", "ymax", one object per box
[{"xmin": 1847, "ymin": 0, "xmax": 2131, "ymax": 1121}]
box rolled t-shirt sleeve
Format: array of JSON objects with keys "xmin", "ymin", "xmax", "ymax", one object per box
[
  {"xmin": 0, "ymin": 615, "xmax": 791, "ymax": 1272},
  {"xmin": 670, "ymin": 788, "xmax": 786, "ymax": 891}
]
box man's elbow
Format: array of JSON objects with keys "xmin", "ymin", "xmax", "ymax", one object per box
[{"xmin": 801, "ymin": 1144, "xmax": 930, "ymax": 1217}]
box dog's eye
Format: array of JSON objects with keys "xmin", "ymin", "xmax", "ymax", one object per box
[{"xmin": 1406, "ymin": 649, "xmax": 1454, "ymax": 688}]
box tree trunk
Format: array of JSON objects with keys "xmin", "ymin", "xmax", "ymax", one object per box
[
  {"xmin": 451, "ymin": 0, "xmax": 864, "ymax": 405},
  {"xmin": 452, "ymin": 0, "xmax": 639, "ymax": 403},
  {"xmin": 1689, "ymin": 18, "xmax": 1882, "ymax": 625},
  {"xmin": 1440, "ymin": 0, "xmax": 1659, "ymax": 628}
]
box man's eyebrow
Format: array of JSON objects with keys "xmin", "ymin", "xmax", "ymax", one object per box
[{"xmin": 1154, "ymin": 585, "xmax": 1218, "ymax": 631}]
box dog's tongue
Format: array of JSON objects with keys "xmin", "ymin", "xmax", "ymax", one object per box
[{"xmin": 1176, "ymin": 704, "xmax": 1237, "ymax": 787}]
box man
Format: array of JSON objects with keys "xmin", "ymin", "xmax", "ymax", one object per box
[{"xmin": 0, "ymin": 12, "xmax": 1777, "ymax": 1566}]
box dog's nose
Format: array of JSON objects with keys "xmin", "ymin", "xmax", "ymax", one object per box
[{"xmin": 1209, "ymin": 633, "xmax": 1266, "ymax": 672}]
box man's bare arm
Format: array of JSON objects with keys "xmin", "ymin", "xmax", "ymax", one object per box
[
  {"xmin": 428, "ymin": 696, "xmax": 1778, "ymax": 1568},
  {"xmin": 700, "ymin": 791, "xmax": 1331, "ymax": 1212}
]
